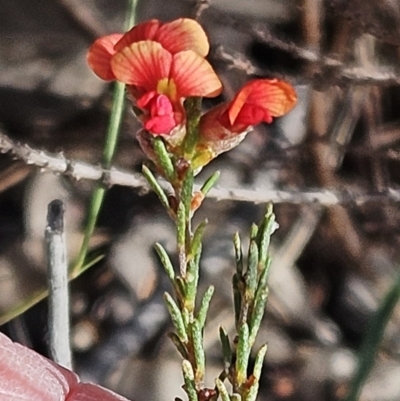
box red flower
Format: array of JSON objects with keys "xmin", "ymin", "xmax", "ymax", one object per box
[
  {"xmin": 87, "ymin": 19, "xmax": 222, "ymax": 135},
  {"xmin": 194, "ymin": 79, "xmax": 296, "ymax": 162},
  {"xmin": 189, "ymin": 79, "xmax": 296, "ymax": 168},
  {"xmin": 200, "ymin": 79, "xmax": 297, "ymax": 140}
]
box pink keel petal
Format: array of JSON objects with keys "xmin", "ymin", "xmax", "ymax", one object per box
[
  {"xmin": 66, "ymin": 383, "xmax": 130, "ymax": 401},
  {"xmin": 144, "ymin": 114, "xmax": 176, "ymax": 134},
  {"xmin": 0, "ymin": 333, "xmax": 131, "ymax": 401},
  {"xmin": 0, "ymin": 332, "xmax": 76, "ymax": 401},
  {"xmin": 138, "ymin": 93, "xmax": 177, "ymax": 134}
]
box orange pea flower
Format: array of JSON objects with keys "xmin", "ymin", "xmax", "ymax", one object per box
[
  {"xmin": 87, "ymin": 19, "xmax": 222, "ymax": 135},
  {"xmin": 196, "ymin": 79, "xmax": 297, "ymax": 161}
]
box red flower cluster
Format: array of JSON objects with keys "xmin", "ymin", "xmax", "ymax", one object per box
[
  {"xmin": 87, "ymin": 19, "xmax": 222, "ymax": 135},
  {"xmin": 87, "ymin": 18, "xmax": 297, "ymax": 166}
]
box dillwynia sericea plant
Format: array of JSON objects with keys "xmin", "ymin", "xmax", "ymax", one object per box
[{"xmin": 87, "ymin": 18, "xmax": 297, "ymax": 401}]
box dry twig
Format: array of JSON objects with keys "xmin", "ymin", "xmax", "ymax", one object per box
[{"xmin": 2, "ymin": 130, "xmax": 400, "ymax": 206}]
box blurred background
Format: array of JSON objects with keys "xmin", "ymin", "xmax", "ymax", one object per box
[{"xmin": 2, "ymin": 0, "xmax": 400, "ymax": 400}]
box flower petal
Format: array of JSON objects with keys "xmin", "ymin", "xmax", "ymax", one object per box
[
  {"xmin": 111, "ymin": 41, "xmax": 172, "ymax": 89},
  {"xmin": 199, "ymin": 104, "xmax": 228, "ymax": 140},
  {"xmin": 137, "ymin": 92, "xmax": 177, "ymax": 134},
  {"xmin": 87, "ymin": 34, "xmax": 124, "ymax": 80},
  {"xmin": 67, "ymin": 383, "xmax": 130, "ymax": 401},
  {"xmin": 114, "ymin": 19, "xmax": 161, "ymax": 52},
  {"xmin": 0, "ymin": 332, "xmax": 132, "ymax": 401},
  {"xmin": 228, "ymin": 79, "xmax": 297, "ymax": 124},
  {"xmin": 0, "ymin": 332, "xmax": 76, "ymax": 401},
  {"xmin": 171, "ymin": 50, "xmax": 222, "ymax": 97},
  {"xmin": 155, "ymin": 18, "xmax": 209, "ymax": 56}
]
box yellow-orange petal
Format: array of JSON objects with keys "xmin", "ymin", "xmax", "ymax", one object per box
[
  {"xmin": 155, "ymin": 18, "xmax": 209, "ymax": 57},
  {"xmin": 171, "ymin": 50, "xmax": 222, "ymax": 98},
  {"xmin": 111, "ymin": 41, "xmax": 172, "ymax": 89},
  {"xmin": 114, "ymin": 19, "xmax": 161, "ymax": 52},
  {"xmin": 228, "ymin": 79, "xmax": 297, "ymax": 124},
  {"xmin": 87, "ymin": 34, "xmax": 124, "ymax": 80}
]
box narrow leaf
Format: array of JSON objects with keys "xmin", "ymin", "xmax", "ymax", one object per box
[
  {"xmin": 164, "ymin": 292, "xmax": 188, "ymax": 343},
  {"xmin": 197, "ymin": 286, "xmax": 214, "ymax": 329},
  {"xmin": 181, "ymin": 168, "xmax": 194, "ymax": 220},
  {"xmin": 345, "ymin": 273, "xmax": 400, "ymax": 401},
  {"xmin": 200, "ymin": 171, "xmax": 220, "ymax": 196},
  {"xmin": 152, "ymin": 136, "xmax": 175, "ymax": 181},
  {"xmin": 154, "ymin": 242, "xmax": 175, "ymax": 282},
  {"xmin": 236, "ymin": 323, "xmax": 250, "ymax": 386},
  {"xmin": 245, "ymin": 345, "xmax": 267, "ymax": 401},
  {"xmin": 245, "ymin": 241, "xmax": 259, "ymax": 301},
  {"xmin": 177, "ymin": 201, "xmax": 186, "ymax": 276},
  {"xmin": 142, "ymin": 165, "xmax": 170, "ymax": 210},
  {"xmin": 233, "ymin": 232, "xmax": 244, "ymax": 276},
  {"xmin": 185, "ymin": 251, "xmax": 200, "ymax": 311},
  {"xmin": 249, "ymin": 259, "xmax": 271, "ymax": 346},
  {"xmin": 175, "ymin": 276, "xmax": 187, "ymax": 301},
  {"xmin": 189, "ymin": 219, "xmax": 208, "ymax": 261},
  {"xmin": 215, "ymin": 378, "xmax": 230, "ymax": 401},
  {"xmin": 249, "ymin": 288, "xmax": 268, "ymax": 348},
  {"xmin": 250, "ymin": 223, "xmax": 258, "ymax": 241},
  {"xmin": 182, "ymin": 307, "xmax": 190, "ymax": 329},
  {"xmin": 177, "ymin": 201, "xmax": 186, "ymax": 249},
  {"xmin": 192, "ymin": 320, "xmax": 205, "ymax": 382},
  {"xmin": 219, "ymin": 326, "xmax": 232, "ymax": 368},
  {"xmin": 182, "ymin": 360, "xmax": 198, "ymax": 401},
  {"xmin": 168, "ymin": 332, "xmax": 189, "ymax": 359},
  {"xmin": 257, "ymin": 205, "xmax": 277, "ymax": 268},
  {"xmin": 253, "ymin": 344, "xmax": 267, "ymax": 380},
  {"xmin": 232, "ymin": 273, "xmax": 242, "ymax": 328}
]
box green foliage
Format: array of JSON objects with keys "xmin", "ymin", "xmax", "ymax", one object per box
[
  {"xmin": 142, "ymin": 165, "xmax": 170, "ymax": 211},
  {"xmin": 200, "ymin": 171, "xmax": 220, "ymax": 196},
  {"xmin": 345, "ymin": 273, "xmax": 400, "ymax": 401},
  {"xmin": 218, "ymin": 206, "xmax": 276, "ymax": 400},
  {"xmin": 143, "ymin": 88, "xmax": 276, "ymax": 401},
  {"xmin": 183, "ymin": 97, "xmax": 202, "ymax": 157},
  {"xmin": 153, "ymin": 136, "xmax": 175, "ymax": 181}
]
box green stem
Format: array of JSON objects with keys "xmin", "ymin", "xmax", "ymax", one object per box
[
  {"xmin": 345, "ymin": 273, "xmax": 400, "ymax": 401},
  {"xmin": 72, "ymin": 0, "xmax": 137, "ymax": 276}
]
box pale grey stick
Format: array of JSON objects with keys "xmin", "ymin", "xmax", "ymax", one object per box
[{"xmin": 45, "ymin": 199, "xmax": 72, "ymax": 369}]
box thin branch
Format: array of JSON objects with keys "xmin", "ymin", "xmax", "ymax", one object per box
[
  {"xmin": 192, "ymin": 0, "xmax": 400, "ymax": 86},
  {"xmin": 206, "ymin": 186, "xmax": 400, "ymax": 205},
  {"xmin": 0, "ymin": 129, "xmax": 149, "ymax": 189},
  {"xmin": 2, "ymin": 130, "xmax": 400, "ymax": 205},
  {"xmin": 56, "ymin": 0, "xmax": 108, "ymax": 39},
  {"xmin": 214, "ymin": 31, "xmax": 400, "ymax": 86},
  {"xmin": 192, "ymin": 0, "xmax": 210, "ymax": 19},
  {"xmin": 251, "ymin": 26, "xmax": 329, "ymax": 65}
]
